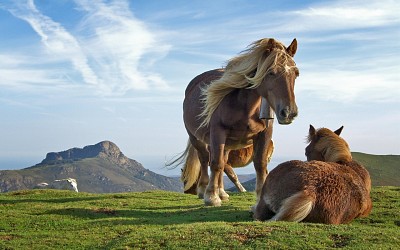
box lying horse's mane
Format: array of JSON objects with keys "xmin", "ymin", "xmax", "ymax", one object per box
[
  {"xmin": 198, "ymin": 38, "xmax": 296, "ymax": 128},
  {"xmin": 308, "ymin": 127, "xmax": 352, "ymax": 163}
]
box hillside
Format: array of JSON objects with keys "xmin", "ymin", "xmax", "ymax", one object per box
[
  {"xmin": 0, "ymin": 141, "xmax": 182, "ymax": 193},
  {"xmin": 0, "ymin": 187, "xmax": 398, "ymax": 249},
  {"xmin": 351, "ymin": 152, "xmax": 399, "ymax": 186},
  {"xmin": 230, "ymin": 152, "xmax": 399, "ymax": 192}
]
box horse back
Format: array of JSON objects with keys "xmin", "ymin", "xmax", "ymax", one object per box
[{"xmin": 185, "ymin": 69, "xmax": 224, "ymax": 96}]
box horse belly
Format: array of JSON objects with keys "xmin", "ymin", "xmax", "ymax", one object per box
[{"xmin": 225, "ymin": 138, "xmax": 253, "ymax": 150}]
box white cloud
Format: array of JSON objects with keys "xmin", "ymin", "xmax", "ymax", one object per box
[
  {"xmin": 297, "ymin": 69, "xmax": 400, "ymax": 103},
  {"xmin": 5, "ymin": 0, "xmax": 99, "ymax": 86},
  {"xmin": 282, "ymin": 0, "xmax": 400, "ymax": 32},
  {"xmin": 1, "ymin": 0, "xmax": 171, "ymax": 96},
  {"xmin": 0, "ymin": 53, "xmax": 70, "ymax": 91}
]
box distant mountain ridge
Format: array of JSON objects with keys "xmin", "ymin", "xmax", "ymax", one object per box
[
  {"xmin": 0, "ymin": 141, "xmax": 183, "ymax": 193},
  {"xmin": 37, "ymin": 141, "xmax": 130, "ymax": 166},
  {"xmin": 39, "ymin": 141, "xmax": 129, "ymax": 165}
]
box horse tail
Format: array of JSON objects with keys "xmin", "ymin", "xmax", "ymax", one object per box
[
  {"xmin": 270, "ymin": 191, "xmax": 315, "ymax": 222},
  {"xmin": 165, "ymin": 140, "xmax": 201, "ymax": 194},
  {"xmin": 181, "ymin": 142, "xmax": 201, "ymax": 194}
]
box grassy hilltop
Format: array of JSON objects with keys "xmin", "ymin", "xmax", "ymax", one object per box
[
  {"xmin": 0, "ymin": 187, "xmax": 399, "ymax": 249},
  {"xmin": 351, "ymin": 152, "xmax": 399, "ymax": 186}
]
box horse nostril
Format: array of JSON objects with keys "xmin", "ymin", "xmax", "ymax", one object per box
[{"xmin": 280, "ymin": 108, "xmax": 289, "ymax": 118}]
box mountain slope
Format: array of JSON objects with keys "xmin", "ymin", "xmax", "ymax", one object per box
[{"xmin": 0, "ymin": 141, "xmax": 182, "ymax": 193}]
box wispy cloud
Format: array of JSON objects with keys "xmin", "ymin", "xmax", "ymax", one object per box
[
  {"xmin": 0, "ymin": 0, "xmax": 170, "ymax": 96},
  {"xmin": 290, "ymin": 0, "xmax": 400, "ymax": 31},
  {"xmin": 298, "ymin": 68, "xmax": 400, "ymax": 103},
  {"xmin": 74, "ymin": 0, "xmax": 170, "ymax": 92},
  {"xmin": 0, "ymin": 53, "xmax": 70, "ymax": 91}
]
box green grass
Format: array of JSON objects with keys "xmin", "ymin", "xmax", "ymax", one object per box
[{"xmin": 0, "ymin": 187, "xmax": 399, "ymax": 249}]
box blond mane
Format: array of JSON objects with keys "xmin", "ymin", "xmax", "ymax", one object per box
[
  {"xmin": 308, "ymin": 128, "xmax": 352, "ymax": 163},
  {"xmin": 199, "ymin": 38, "xmax": 295, "ymax": 128}
]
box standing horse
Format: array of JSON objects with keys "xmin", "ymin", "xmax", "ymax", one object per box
[
  {"xmin": 168, "ymin": 38, "xmax": 299, "ymax": 206},
  {"xmin": 253, "ymin": 125, "xmax": 372, "ymax": 224}
]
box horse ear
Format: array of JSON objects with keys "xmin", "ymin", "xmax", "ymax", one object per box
[
  {"xmin": 309, "ymin": 124, "xmax": 316, "ymax": 139},
  {"xmin": 334, "ymin": 126, "xmax": 344, "ymax": 136},
  {"xmin": 266, "ymin": 38, "xmax": 276, "ymax": 50},
  {"xmin": 286, "ymin": 38, "xmax": 297, "ymax": 57}
]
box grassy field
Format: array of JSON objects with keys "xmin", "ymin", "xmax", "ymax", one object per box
[{"xmin": 0, "ymin": 187, "xmax": 399, "ymax": 249}]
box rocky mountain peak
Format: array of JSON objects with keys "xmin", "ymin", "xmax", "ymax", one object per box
[{"xmin": 40, "ymin": 141, "xmax": 130, "ymax": 165}]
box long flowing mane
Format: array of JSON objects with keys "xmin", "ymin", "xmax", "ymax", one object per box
[
  {"xmin": 308, "ymin": 128, "xmax": 352, "ymax": 163},
  {"xmin": 199, "ymin": 38, "xmax": 294, "ymax": 128}
]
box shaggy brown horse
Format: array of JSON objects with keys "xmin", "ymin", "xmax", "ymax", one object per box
[
  {"xmin": 183, "ymin": 141, "xmax": 274, "ymax": 194},
  {"xmin": 168, "ymin": 38, "xmax": 299, "ymax": 206},
  {"xmin": 253, "ymin": 125, "xmax": 372, "ymax": 224}
]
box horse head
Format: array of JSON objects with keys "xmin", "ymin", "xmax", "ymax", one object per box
[
  {"xmin": 254, "ymin": 38, "xmax": 299, "ymax": 124},
  {"xmin": 305, "ymin": 124, "xmax": 352, "ymax": 163}
]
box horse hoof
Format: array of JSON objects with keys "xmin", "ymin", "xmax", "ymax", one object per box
[
  {"xmin": 219, "ymin": 190, "xmax": 230, "ymax": 201},
  {"xmin": 197, "ymin": 186, "xmax": 206, "ymax": 199},
  {"xmin": 204, "ymin": 195, "xmax": 222, "ymax": 206},
  {"xmin": 220, "ymin": 194, "xmax": 229, "ymax": 201}
]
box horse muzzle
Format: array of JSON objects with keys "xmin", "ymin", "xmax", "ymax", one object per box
[{"xmin": 277, "ymin": 106, "xmax": 298, "ymax": 125}]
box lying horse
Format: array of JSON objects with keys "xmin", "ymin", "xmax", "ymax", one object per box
[
  {"xmin": 253, "ymin": 125, "xmax": 372, "ymax": 224},
  {"xmin": 182, "ymin": 140, "xmax": 274, "ymax": 194}
]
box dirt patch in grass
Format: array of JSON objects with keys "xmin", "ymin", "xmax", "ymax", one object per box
[
  {"xmin": 0, "ymin": 235, "xmax": 16, "ymax": 241},
  {"xmin": 93, "ymin": 207, "xmax": 117, "ymax": 216},
  {"xmin": 330, "ymin": 234, "xmax": 351, "ymax": 248}
]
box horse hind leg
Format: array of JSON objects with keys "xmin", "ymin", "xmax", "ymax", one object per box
[
  {"xmin": 190, "ymin": 139, "xmax": 209, "ymax": 199},
  {"xmin": 224, "ymin": 164, "xmax": 246, "ymax": 192},
  {"xmin": 181, "ymin": 135, "xmax": 209, "ymax": 199},
  {"xmin": 194, "ymin": 155, "xmax": 209, "ymax": 199},
  {"xmin": 252, "ymin": 196, "xmax": 275, "ymax": 221}
]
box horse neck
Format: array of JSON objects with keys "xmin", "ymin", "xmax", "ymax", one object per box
[{"xmin": 237, "ymin": 88, "xmax": 262, "ymax": 113}]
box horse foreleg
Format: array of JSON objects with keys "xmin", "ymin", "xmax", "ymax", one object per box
[
  {"xmin": 224, "ymin": 164, "xmax": 247, "ymax": 192},
  {"xmin": 253, "ymin": 127, "xmax": 273, "ymax": 201},
  {"xmin": 205, "ymin": 142, "xmax": 225, "ymax": 206}
]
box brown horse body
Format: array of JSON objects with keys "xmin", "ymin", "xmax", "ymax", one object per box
[
  {"xmin": 169, "ymin": 38, "xmax": 299, "ymax": 206},
  {"xmin": 253, "ymin": 125, "xmax": 372, "ymax": 224}
]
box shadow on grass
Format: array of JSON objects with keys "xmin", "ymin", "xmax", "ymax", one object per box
[
  {"xmin": 43, "ymin": 203, "xmax": 253, "ymax": 225},
  {"xmin": 0, "ymin": 196, "xmax": 103, "ymax": 204},
  {"xmin": 0, "ymin": 189, "xmax": 103, "ymax": 204}
]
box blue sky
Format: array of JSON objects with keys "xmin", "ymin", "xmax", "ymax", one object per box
[{"xmin": 0, "ymin": 0, "xmax": 399, "ymax": 176}]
